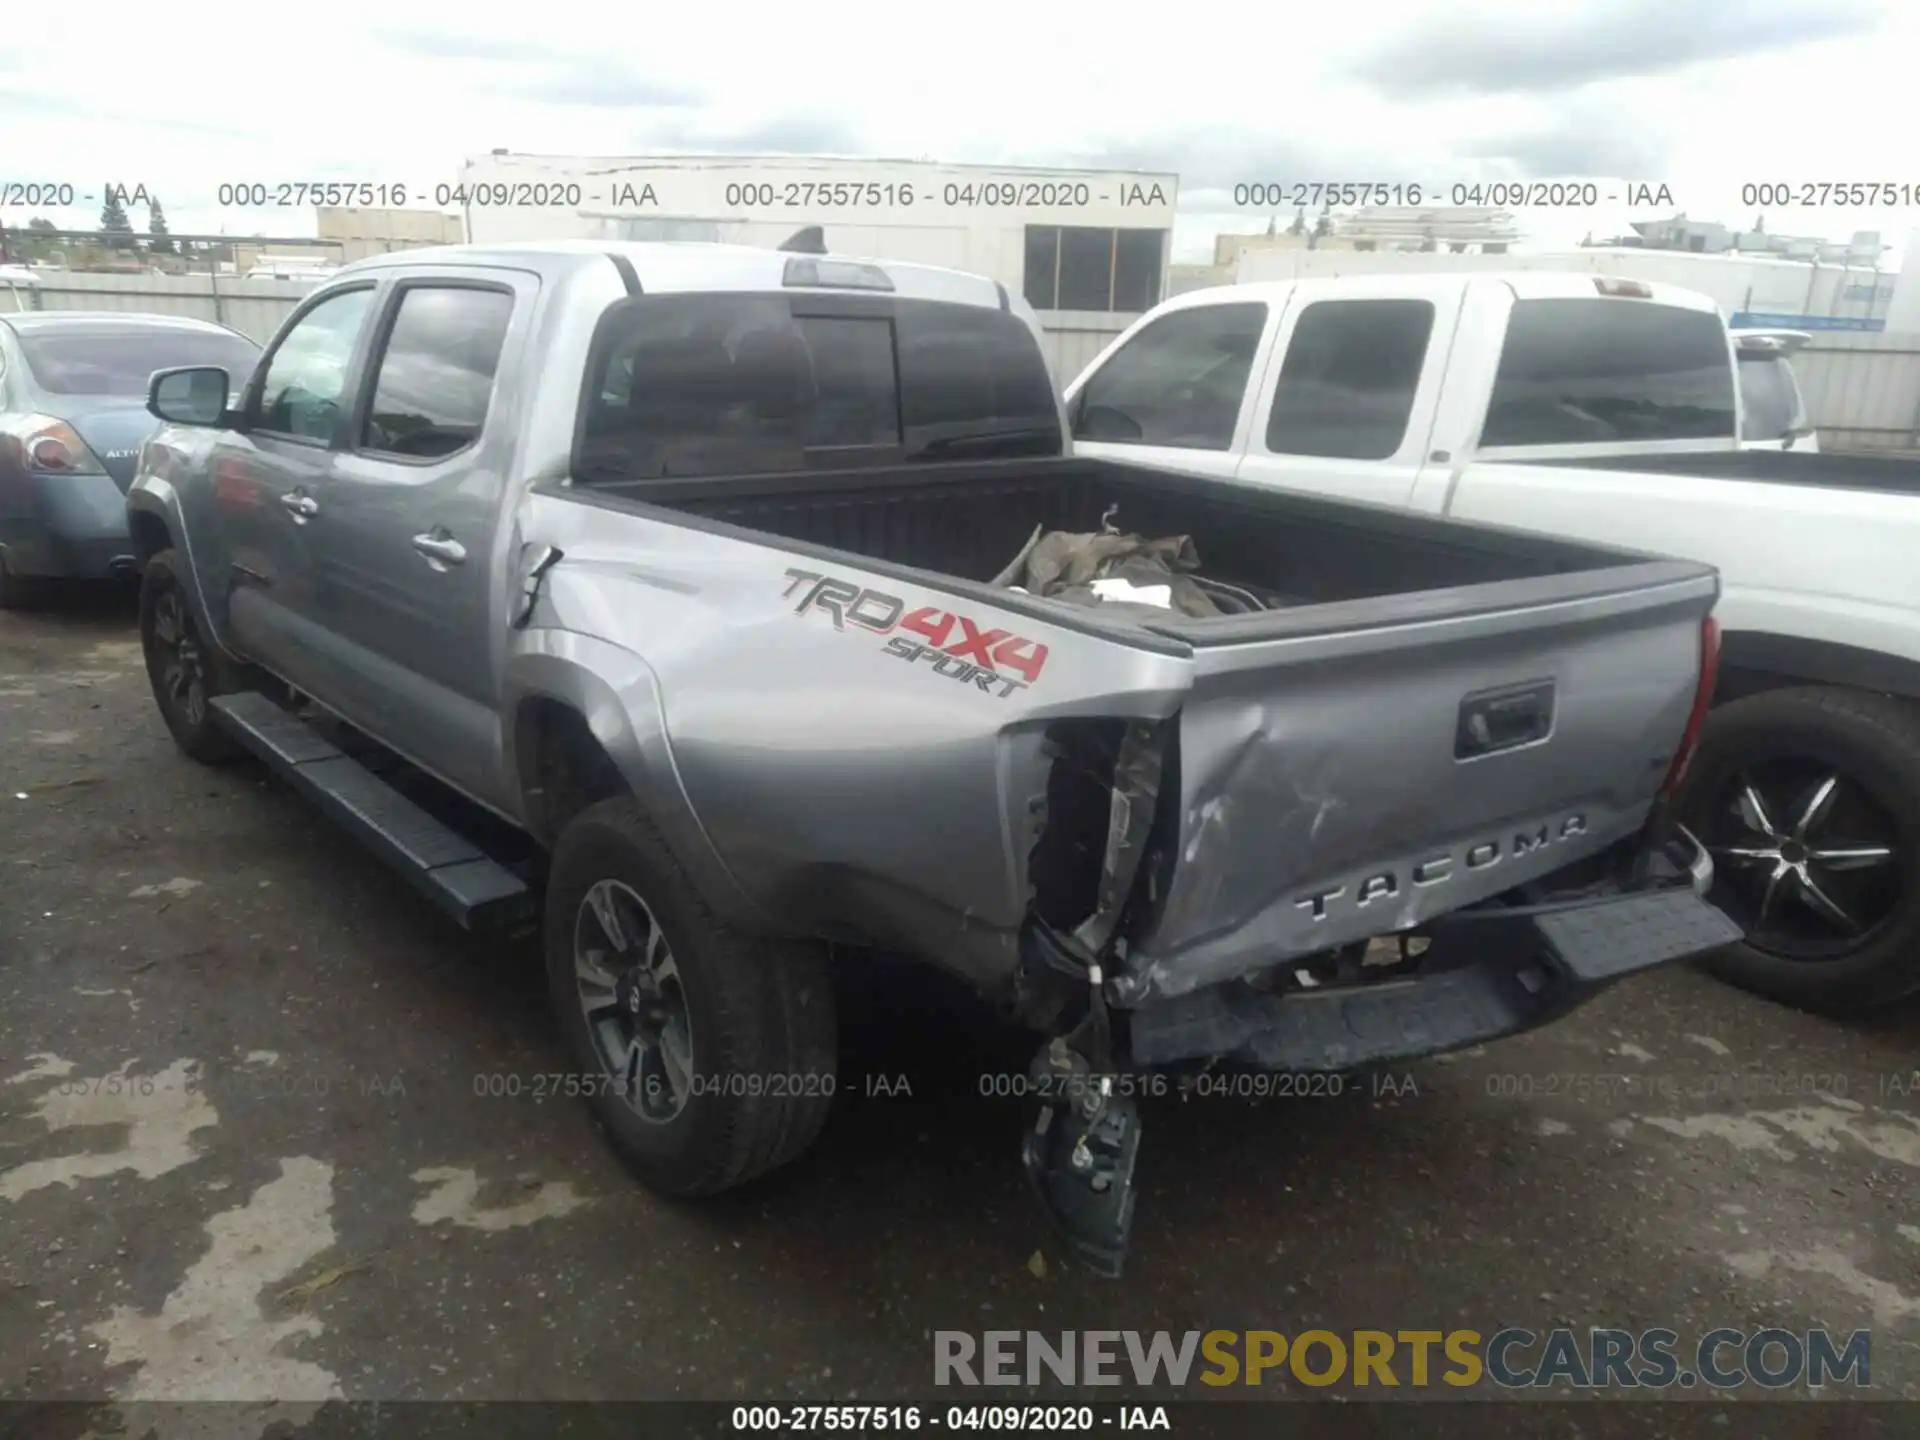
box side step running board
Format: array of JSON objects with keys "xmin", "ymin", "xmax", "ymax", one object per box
[{"xmin": 209, "ymin": 692, "xmax": 535, "ymax": 931}]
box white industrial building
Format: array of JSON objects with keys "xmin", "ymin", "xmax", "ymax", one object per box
[
  {"xmin": 455, "ymin": 152, "xmax": 1178, "ymax": 380},
  {"xmin": 1884, "ymin": 228, "xmax": 1920, "ymax": 333}
]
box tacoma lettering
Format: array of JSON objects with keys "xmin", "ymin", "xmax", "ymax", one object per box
[{"xmin": 1294, "ymin": 814, "xmax": 1591, "ymax": 921}]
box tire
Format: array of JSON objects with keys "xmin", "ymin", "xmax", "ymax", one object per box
[
  {"xmin": 1680, "ymin": 686, "xmax": 1920, "ymax": 1016},
  {"xmin": 543, "ymin": 797, "xmax": 837, "ymax": 1196},
  {"xmin": 138, "ymin": 549, "xmax": 245, "ymax": 764}
]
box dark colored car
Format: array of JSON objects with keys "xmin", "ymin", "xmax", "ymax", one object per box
[{"xmin": 0, "ymin": 312, "xmax": 261, "ymax": 606}]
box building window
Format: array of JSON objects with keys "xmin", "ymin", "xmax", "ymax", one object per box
[{"xmin": 1023, "ymin": 226, "xmax": 1166, "ymax": 313}]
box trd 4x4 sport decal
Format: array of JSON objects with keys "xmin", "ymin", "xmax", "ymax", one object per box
[{"xmin": 782, "ymin": 568, "xmax": 1050, "ymax": 699}]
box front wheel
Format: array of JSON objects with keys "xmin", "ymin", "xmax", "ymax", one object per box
[
  {"xmin": 543, "ymin": 797, "xmax": 838, "ymax": 1196},
  {"xmin": 139, "ymin": 549, "xmax": 244, "ymax": 765},
  {"xmin": 1680, "ymin": 686, "xmax": 1920, "ymax": 1015}
]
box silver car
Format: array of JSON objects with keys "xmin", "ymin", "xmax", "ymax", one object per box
[{"xmin": 0, "ymin": 312, "xmax": 259, "ymax": 606}]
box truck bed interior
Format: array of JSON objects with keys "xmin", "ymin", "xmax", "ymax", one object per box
[{"xmin": 585, "ymin": 456, "xmax": 1642, "ymax": 614}]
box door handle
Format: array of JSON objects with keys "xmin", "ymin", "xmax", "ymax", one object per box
[
  {"xmin": 281, "ymin": 491, "xmax": 319, "ymax": 520},
  {"xmin": 411, "ymin": 531, "xmax": 467, "ymax": 567}
]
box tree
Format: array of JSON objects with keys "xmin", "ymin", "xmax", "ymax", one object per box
[
  {"xmin": 99, "ymin": 185, "xmax": 136, "ymax": 250},
  {"xmin": 8, "ymin": 216, "xmax": 60, "ymax": 263},
  {"xmin": 1287, "ymin": 204, "xmax": 1306, "ymax": 236},
  {"xmin": 1307, "ymin": 202, "xmax": 1332, "ymax": 250},
  {"xmin": 148, "ymin": 196, "xmax": 175, "ymax": 255}
]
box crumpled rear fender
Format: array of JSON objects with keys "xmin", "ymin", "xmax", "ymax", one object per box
[
  {"xmin": 501, "ymin": 630, "xmax": 772, "ymax": 933},
  {"xmin": 524, "ymin": 533, "xmax": 1191, "ymax": 997}
]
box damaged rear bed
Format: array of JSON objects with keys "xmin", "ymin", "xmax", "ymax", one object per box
[
  {"xmin": 574, "ymin": 452, "xmax": 1727, "ymax": 1004},
  {"xmin": 557, "ymin": 453, "xmax": 1735, "ymax": 1274}
]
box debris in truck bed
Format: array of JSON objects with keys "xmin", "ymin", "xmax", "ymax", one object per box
[
  {"xmin": 1089, "ymin": 578, "xmax": 1173, "ymax": 608},
  {"xmin": 990, "ymin": 511, "xmax": 1269, "ymax": 619}
]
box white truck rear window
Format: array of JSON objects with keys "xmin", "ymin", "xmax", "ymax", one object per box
[{"xmin": 1482, "ymin": 299, "xmax": 1736, "ymax": 447}]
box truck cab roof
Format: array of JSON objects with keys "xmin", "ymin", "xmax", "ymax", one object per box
[
  {"xmin": 335, "ymin": 240, "xmax": 1022, "ymax": 315},
  {"xmin": 1173, "ymin": 269, "xmax": 1724, "ymax": 316}
]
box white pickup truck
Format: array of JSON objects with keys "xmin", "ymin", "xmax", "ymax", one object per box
[{"xmin": 1065, "ymin": 271, "xmax": 1920, "ymax": 1015}]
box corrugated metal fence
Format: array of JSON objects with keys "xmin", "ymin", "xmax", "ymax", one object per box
[
  {"xmin": 4, "ymin": 272, "xmax": 319, "ymax": 343},
  {"xmin": 1792, "ymin": 331, "xmax": 1920, "ymax": 454}
]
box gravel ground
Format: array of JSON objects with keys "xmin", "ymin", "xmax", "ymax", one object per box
[{"xmin": 2, "ymin": 589, "xmax": 1918, "ymax": 1437}]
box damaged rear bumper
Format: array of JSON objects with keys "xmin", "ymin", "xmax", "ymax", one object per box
[{"xmin": 1125, "ymin": 832, "xmax": 1741, "ymax": 1070}]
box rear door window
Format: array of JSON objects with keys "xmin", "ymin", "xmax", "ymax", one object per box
[
  {"xmin": 1482, "ymin": 299, "xmax": 1735, "ymax": 447},
  {"xmin": 359, "ymin": 286, "xmax": 515, "ymax": 459},
  {"xmin": 1264, "ymin": 298, "xmax": 1435, "ymax": 460},
  {"xmin": 1071, "ymin": 302, "xmax": 1268, "ymax": 450},
  {"xmin": 576, "ymin": 295, "xmax": 1059, "ymax": 482}
]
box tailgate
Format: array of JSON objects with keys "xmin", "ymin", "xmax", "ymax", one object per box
[{"xmin": 1124, "ymin": 560, "xmax": 1718, "ymax": 1000}]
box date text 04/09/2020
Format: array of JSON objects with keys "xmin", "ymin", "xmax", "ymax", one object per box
[{"xmin": 196, "ymin": 177, "xmax": 1172, "ymax": 212}]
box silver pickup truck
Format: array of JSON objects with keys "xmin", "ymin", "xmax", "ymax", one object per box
[{"xmin": 126, "ymin": 240, "xmax": 1739, "ymax": 1276}]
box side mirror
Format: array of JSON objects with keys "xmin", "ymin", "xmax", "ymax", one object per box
[{"xmin": 148, "ymin": 366, "xmax": 233, "ymax": 426}]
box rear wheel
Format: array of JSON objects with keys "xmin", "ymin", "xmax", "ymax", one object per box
[
  {"xmin": 1680, "ymin": 687, "xmax": 1920, "ymax": 1015},
  {"xmin": 139, "ymin": 549, "xmax": 244, "ymax": 764},
  {"xmin": 543, "ymin": 797, "xmax": 838, "ymax": 1195}
]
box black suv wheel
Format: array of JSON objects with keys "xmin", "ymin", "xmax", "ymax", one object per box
[{"xmin": 1682, "ymin": 686, "xmax": 1920, "ymax": 1015}]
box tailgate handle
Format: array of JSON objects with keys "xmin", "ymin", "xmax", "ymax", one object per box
[{"xmin": 1456, "ymin": 680, "xmax": 1555, "ymax": 760}]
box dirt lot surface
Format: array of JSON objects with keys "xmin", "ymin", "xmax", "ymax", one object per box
[{"xmin": 3, "ymin": 591, "xmax": 1918, "ymax": 1437}]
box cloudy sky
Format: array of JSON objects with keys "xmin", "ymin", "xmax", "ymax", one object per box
[{"xmin": 2, "ymin": 0, "xmax": 1915, "ymax": 263}]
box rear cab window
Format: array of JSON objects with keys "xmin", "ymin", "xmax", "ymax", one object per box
[
  {"xmin": 574, "ymin": 295, "xmax": 1061, "ymax": 483},
  {"xmin": 1481, "ymin": 299, "xmax": 1736, "ymax": 448},
  {"xmin": 1069, "ymin": 302, "xmax": 1268, "ymax": 450}
]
